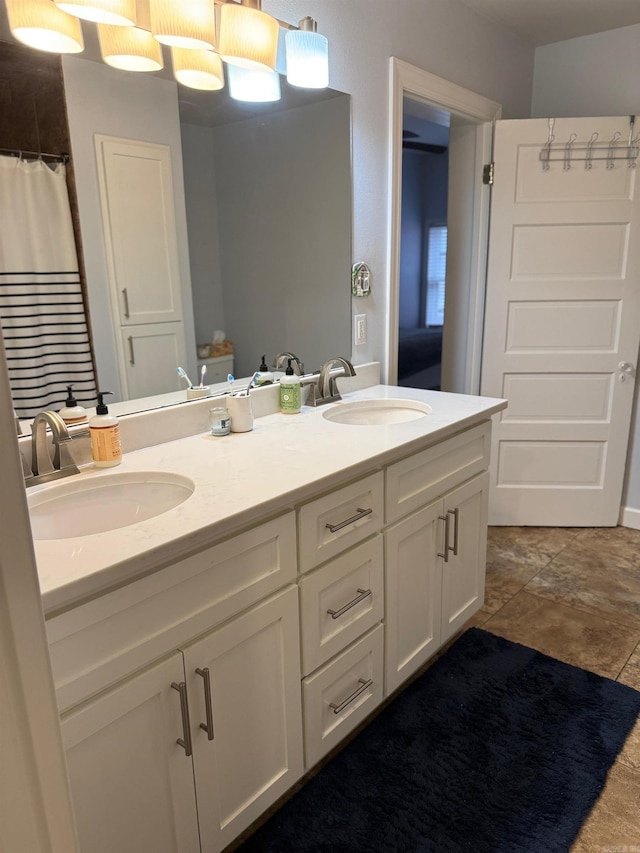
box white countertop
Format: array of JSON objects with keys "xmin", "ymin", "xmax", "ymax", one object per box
[{"xmin": 32, "ymin": 385, "xmax": 506, "ymax": 615}]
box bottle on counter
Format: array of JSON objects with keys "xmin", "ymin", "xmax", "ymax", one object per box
[
  {"xmin": 89, "ymin": 391, "xmax": 122, "ymax": 468},
  {"xmin": 59, "ymin": 384, "xmax": 88, "ymax": 425},
  {"xmin": 256, "ymin": 355, "xmax": 274, "ymax": 385},
  {"xmin": 279, "ymin": 359, "xmax": 301, "ymax": 414}
]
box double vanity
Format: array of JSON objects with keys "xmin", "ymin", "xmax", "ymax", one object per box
[{"xmin": 29, "ymin": 382, "xmax": 506, "ymax": 853}]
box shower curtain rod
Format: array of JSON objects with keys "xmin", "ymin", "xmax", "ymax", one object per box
[{"xmin": 0, "ymin": 147, "xmax": 70, "ymax": 164}]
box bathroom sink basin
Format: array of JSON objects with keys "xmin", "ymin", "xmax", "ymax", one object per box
[
  {"xmin": 322, "ymin": 398, "xmax": 432, "ymax": 425},
  {"xmin": 27, "ymin": 471, "xmax": 195, "ymax": 540}
]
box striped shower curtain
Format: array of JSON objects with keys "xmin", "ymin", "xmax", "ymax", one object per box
[{"xmin": 0, "ymin": 154, "xmax": 97, "ymax": 418}]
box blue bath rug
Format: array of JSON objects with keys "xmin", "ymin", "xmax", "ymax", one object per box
[{"xmin": 237, "ymin": 627, "xmax": 640, "ymax": 852}]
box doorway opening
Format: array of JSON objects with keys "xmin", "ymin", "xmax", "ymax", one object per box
[
  {"xmin": 387, "ymin": 59, "xmax": 501, "ymax": 394},
  {"xmin": 398, "ymin": 104, "xmax": 449, "ymax": 390}
]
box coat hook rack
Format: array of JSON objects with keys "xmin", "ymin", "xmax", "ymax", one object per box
[{"xmin": 539, "ymin": 117, "xmax": 639, "ymax": 170}]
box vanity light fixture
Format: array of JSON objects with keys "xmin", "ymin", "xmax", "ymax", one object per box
[
  {"xmin": 54, "ymin": 0, "xmax": 135, "ymax": 26},
  {"xmin": 172, "ymin": 47, "xmax": 224, "ymax": 91},
  {"xmin": 150, "ymin": 0, "xmax": 216, "ymax": 51},
  {"xmin": 98, "ymin": 20, "xmax": 163, "ymax": 71},
  {"xmin": 5, "ymin": 0, "xmax": 330, "ymax": 98},
  {"xmin": 6, "ymin": 0, "xmax": 84, "ymax": 53},
  {"xmin": 218, "ymin": 0, "xmax": 279, "ymax": 72},
  {"xmin": 285, "ymin": 17, "xmax": 328, "ymax": 89},
  {"xmin": 227, "ymin": 63, "xmax": 280, "ymax": 102}
]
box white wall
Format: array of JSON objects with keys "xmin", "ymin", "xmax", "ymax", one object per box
[
  {"xmin": 267, "ymin": 0, "xmax": 535, "ymax": 368},
  {"xmin": 531, "ymin": 24, "xmax": 640, "ymax": 520},
  {"xmin": 180, "ymin": 123, "xmax": 225, "ymax": 347},
  {"xmin": 62, "ymin": 57, "xmax": 197, "ymax": 399}
]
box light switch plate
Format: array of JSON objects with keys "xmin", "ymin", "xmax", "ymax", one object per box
[{"xmin": 355, "ymin": 314, "xmax": 366, "ymax": 346}]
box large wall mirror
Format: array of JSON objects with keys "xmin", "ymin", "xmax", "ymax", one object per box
[{"xmin": 0, "ymin": 15, "xmax": 352, "ymax": 416}]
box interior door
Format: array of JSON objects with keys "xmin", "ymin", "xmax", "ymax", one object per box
[{"xmin": 481, "ymin": 117, "xmax": 640, "ymax": 526}]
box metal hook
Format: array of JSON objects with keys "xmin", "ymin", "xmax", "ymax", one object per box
[
  {"xmin": 607, "ymin": 131, "xmax": 621, "ymax": 169},
  {"xmin": 585, "ymin": 132, "xmax": 598, "ymax": 169},
  {"xmin": 542, "ymin": 118, "xmax": 556, "ymax": 170},
  {"xmin": 563, "ymin": 133, "xmax": 577, "ymax": 170}
]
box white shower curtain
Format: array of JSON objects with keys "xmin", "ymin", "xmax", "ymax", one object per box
[{"xmin": 0, "ymin": 154, "xmax": 97, "ymax": 418}]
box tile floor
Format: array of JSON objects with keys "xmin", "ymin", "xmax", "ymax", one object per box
[{"xmin": 469, "ymin": 525, "xmax": 640, "ymax": 852}]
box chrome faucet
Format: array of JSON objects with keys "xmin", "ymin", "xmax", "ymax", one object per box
[
  {"xmin": 26, "ymin": 410, "xmax": 80, "ymax": 486},
  {"xmin": 273, "ymin": 352, "xmax": 304, "ymax": 375},
  {"xmin": 311, "ymin": 357, "xmax": 356, "ymax": 406}
]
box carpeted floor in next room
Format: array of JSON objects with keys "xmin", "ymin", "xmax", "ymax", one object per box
[{"xmin": 470, "ymin": 525, "xmax": 640, "ymax": 851}]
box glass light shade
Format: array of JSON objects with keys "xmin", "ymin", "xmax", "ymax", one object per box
[
  {"xmin": 6, "ymin": 0, "xmax": 84, "ymax": 53},
  {"xmin": 98, "ymin": 23, "xmax": 163, "ymax": 71},
  {"xmin": 54, "ymin": 0, "xmax": 136, "ymax": 26},
  {"xmin": 285, "ymin": 29, "xmax": 328, "ymax": 88},
  {"xmin": 172, "ymin": 48, "xmax": 224, "ymax": 91},
  {"xmin": 150, "ymin": 0, "xmax": 216, "ymax": 50},
  {"xmin": 218, "ymin": 3, "xmax": 279, "ymax": 72},
  {"xmin": 227, "ymin": 65, "xmax": 280, "ymax": 103}
]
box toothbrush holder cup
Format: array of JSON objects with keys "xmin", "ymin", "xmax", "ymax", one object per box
[{"xmin": 226, "ymin": 394, "xmax": 254, "ymax": 432}]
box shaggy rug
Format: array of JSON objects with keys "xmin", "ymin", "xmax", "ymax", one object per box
[{"xmin": 237, "ymin": 627, "xmax": 640, "ymax": 852}]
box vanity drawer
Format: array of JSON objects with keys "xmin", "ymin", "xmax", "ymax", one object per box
[
  {"xmin": 298, "ymin": 471, "xmax": 384, "ymax": 573},
  {"xmin": 302, "ymin": 623, "xmax": 384, "ymax": 769},
  {"xmin": 47, "ymin": 512, "xmax": 296, "ymax": 712},
  {"xmin": 299, "ymin": 536, "xmax": 383, "ymax": 675},
  {"xmin": 385, "ymin": 421, "xmax": 490, "ymax": 524}
]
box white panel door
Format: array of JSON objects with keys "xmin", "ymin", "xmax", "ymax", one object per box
[
  {"xmin": 95, "ymin": 135, "xmax": 185, "ymax": 326},
  {"xmin": 121, "ymin": 322, "xmax": 187, "ymax": 399},
  {"xmin": 481, "ymin": 117, "xmax": 640, "ymax": 526}
]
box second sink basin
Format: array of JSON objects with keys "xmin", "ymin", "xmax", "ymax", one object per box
[
  {"xmin": 28, "ymin": 471, "xmax": 195, "ymax": 540},
  {"xmin": 322, "ymin": 398, "xmax": 432, "ymax": 425}
]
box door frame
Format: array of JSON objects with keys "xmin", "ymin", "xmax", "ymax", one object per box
[{"xmin": 386, "ymin": 58, "xmax": 501, "ymax": 391}]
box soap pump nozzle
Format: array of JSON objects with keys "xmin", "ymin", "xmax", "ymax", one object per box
[{"xmin": 96, "ymin": 390, "xmax": 114, "ymax": 415}]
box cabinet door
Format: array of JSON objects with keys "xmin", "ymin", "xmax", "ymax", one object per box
[
  {"xmin": 441, "ymin": 471, "xmax": 489, "ymax": 642},
  {"xmin": 121, "ymin": 322, "xmax": 187, "ymax": 399},
  {"xmin": 384, "ymin": 499, "xmax": 443, "ymax": 695},
  {"xmin": 95, "ymin": 135, "xmax": 185, "ymax": 326},
  {"xmin": 182, "ymin": 586, "xmax": 304, "ymax": 853},
  {"xmin": 61, "ymin": 654, "xmax": 200, "ymax": 853}
]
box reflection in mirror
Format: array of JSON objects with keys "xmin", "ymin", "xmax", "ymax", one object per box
[
  {"xmin": 0, "ymin": 21, "xmax": 352, "ymax": 417},
  {"xmin": 64, "ymin": 52, "xmax": 353, "ymax": 407}
]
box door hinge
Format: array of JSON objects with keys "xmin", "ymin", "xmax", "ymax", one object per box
[{"xmin": 483, "ymin": 162, "xmax": 494, "ymax": 186}]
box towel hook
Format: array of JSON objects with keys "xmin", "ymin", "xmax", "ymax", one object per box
[
  {"xmin": 563, "ymin": 133, "xmax": 577, "ymax": 171},
  {"xmin": 542, "ymin": 118, "xmax": 555, "ymax": 170},
  {"xmin": 585, "ymin": 133, "xmax": 598, "ymax": 170},
  {"xmin": 607, "ymin": 131, "xmax": 621, "ymax": 169}
]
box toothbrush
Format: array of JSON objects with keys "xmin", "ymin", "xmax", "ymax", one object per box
[
  {"xmin": 176, "ymin": 366, "xmax": 194, "ymax": 389},
  {"xmin": 200, "ymin": 364, "xmax": 207, "ymax": 387},
  {"xmin": 243, "ymin": 371, "xmax": 260, "ymax": 396},
  {"xmin": 227, "ymin": 373, "xmax": 235, "ymax": 394}
]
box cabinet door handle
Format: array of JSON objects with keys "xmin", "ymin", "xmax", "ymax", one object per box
[
  {"xmin": 329, "ymin": 678, "xmax": 373, "ymax": 715},
  {"xmin": 127, "ymin": 335, "xmax": 135, "ymax": 366},
  {"xmin": 326, "ymin": 587, "xmax": 372, "ymax": 620},
  {"xmin": 121, "ymin": 287, "xmax": 130, "ymax": 319},
  {"xmin": 438, "ymin": 514, "xmax": 450, "ymax": 562},
  {"xmin": 325, "ymin": 507, "xmax": 372, "ymax": 534},
  {"xmin": 195, "ymin": 667, "xmax": 215, "ymax": 741},
  {"xmin": 447, "ymin": 507, "xmax": 459, "ymax": 556},
  {"xmin": 171, "ymin": 681, "xmax": 193, "ymax": 757}
]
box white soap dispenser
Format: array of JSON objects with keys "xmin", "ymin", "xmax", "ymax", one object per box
[
  {"xmin": 89, "ymin": 391, "xmax": 122, "ymax": 468},
  {"xmin": 280, "ymin": 359, "xmax": 301, "ymax": 413},
  {"xmin": 59, "ymin": 384, "xmax": 88, "ymax": 426}
]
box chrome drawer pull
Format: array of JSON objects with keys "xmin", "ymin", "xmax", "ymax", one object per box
[
  {"xmin": 195, "ymin": 667, "xmax": 214, "ymax": 741},
  {"xmin": 171, "ymin": 681, "xmax": 193, "ymax": 757},
  {"xmin": 127, "ymin": 335, "xmax": 135, "ymax": 366},
  {"xmin": 438, "ymin": 513, "xmax": 451, "ymax": 562},
  {"xmin": 329, "ymin": 678, "xmax": 373, "ymax": 715},
  {"xmin": 448, "ymin": 507, "xmax": 459, "ymax": 555},
  {"xmin": 121, "ymin": 287, "xmax": 130, "ymax": 319},
  {"xmin": 327, "ymin": 588, "xmax": 372, "ymax": 620},
  {"xmin": 325, "ymin": 506, "xmax": 373, "ymax": 534}
]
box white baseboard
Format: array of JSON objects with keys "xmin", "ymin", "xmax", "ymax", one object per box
[{"xmin": 619, "ymin": 506, "xmax": 640, "ymax": 530}]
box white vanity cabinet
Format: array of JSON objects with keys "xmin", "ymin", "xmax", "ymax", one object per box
[
  {"xmin": 44, "ymin": 411, "xmax": 497, "ymax": 853},
  {"xmin": 384, "ymin": 423, "xmax": 491, "ymax": 694},
  {"xmin": 48, "ymin": 513, "xmax": 303, "ymax": 853}
]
